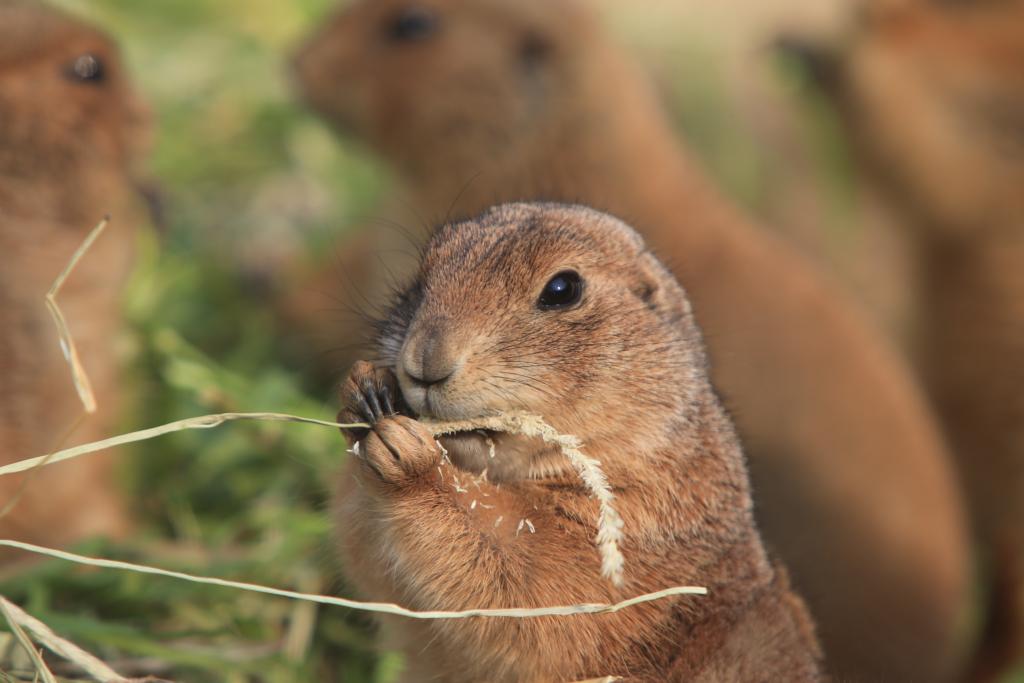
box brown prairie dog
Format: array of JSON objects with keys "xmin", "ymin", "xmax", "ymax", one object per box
[
  {"xmin": 293, "ymin": 1, "xmax": 972, "ymax": 679},
  {"xmin": 335, "ymin": 202, "xmax": 822, "ymax": 682},
  {"xmin": 795, "ymin": 0, "xmax": 1024, "ymax": 676},
  {"xmin": 0, "ymin": 0, "xmax": 152, "ymax": 550}
]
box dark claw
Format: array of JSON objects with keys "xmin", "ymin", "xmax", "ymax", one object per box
[
  {"xmin": 364, "ymin": 379, "xmax": 384, "ymax": 421},
  {"xmin": 379, "ymin": 385, "xmax": 395, "ymax": 415},
  {"xmin": 356, "ymin": 391, "xmax": 377, "ymax": 425}
]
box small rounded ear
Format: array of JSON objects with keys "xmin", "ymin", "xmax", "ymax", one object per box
[
  {"xmin": 511, "ymin": 0, "xmax": 600, "ymax": 68},
  {"xmin": 633, "ymin": 251, "xmax": 691, "ymax": 324}
]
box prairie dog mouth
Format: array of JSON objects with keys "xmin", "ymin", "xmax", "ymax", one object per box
[
  {"xmin": 434, "ymin": 428, "xmax": 499, "ymax": 470},
  {"xmin": 432, "ymin": 426, "xmax": 561, "ymax": 482}
]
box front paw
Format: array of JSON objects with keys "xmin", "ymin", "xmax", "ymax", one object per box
[
  {"xmin": 360, "ymin": 416, "xmax": 441, "ymax": 486},
  {"xmin": 337, "ymin": 360, "xmax": 401, "ymax": 443}
]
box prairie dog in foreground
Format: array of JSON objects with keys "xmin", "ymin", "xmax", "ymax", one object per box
[{"xmin": 334, "ymin": 202, "xmax": 822, "ymax": 682}]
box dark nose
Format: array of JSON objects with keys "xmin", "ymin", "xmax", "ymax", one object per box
[{"xmin": 402, "ymin": 319, "xmax": 458, "ymax": 386}]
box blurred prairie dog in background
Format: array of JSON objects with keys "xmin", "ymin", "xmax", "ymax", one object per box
[
  {"xmin": 597, "ymin": 0, "xmax": 919, "ymax": 347},
  {"xmin": 0, "ymin": 0, "xmax": 152, "ymax": 552},
  {"xmin": 292, "ymin": 0, "xmax": 972, "ymax": 679},
  {"xmin": 787, "ymin": 0, "xmax": 1024, "ymax": 677}
]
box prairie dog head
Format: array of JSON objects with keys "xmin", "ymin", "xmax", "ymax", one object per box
[
  {"xmin": 802, "ymin": 0, "xmax": 1024, "ymax": 237},
  {"xmin": 374, "ymin": 202, "xmax": 707, "ymax": 478},
  {"xmin": 0, "ymin": 1, "xmax": 153, "ymax": 303},
  {"xmin": 292, "ymin": 0, "xmax": 605, "ymax": 179},
  {"xmin": 0, "ymin": 1, "xmax": 150, "ymax": 186}
]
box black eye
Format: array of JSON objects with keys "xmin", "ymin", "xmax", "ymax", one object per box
[
  {"xmin": 65, "ymin": 54, "xmax": 105, "ymax": 84},
  {"xmin": 537, "ymin": 270, "xmax": 583, "ymax": 310},
  {"xmin": 384, "ymin": 7, "xmax": 439, "ymax": 43}
]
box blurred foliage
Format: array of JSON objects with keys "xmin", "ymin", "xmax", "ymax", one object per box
[{"xmin": 1, "ymin": 0, "xmax": 395, "ymax": 680}]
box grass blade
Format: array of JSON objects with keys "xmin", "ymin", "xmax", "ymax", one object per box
[{"xmin": 0, "ymin": 540, "xmax": 705, "ymax": 621}]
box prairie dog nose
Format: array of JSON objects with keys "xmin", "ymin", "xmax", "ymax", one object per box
[{"xmin": 401, "ymin": 318, "xmax": 459, "ymax": 385}]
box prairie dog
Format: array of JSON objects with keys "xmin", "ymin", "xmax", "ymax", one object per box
[
  {"xmin": 0, "ymin": 0, "xmax": 152, "ymax": 549},
  {"xmin": 794, "ymin": 0, "xmax": 1024, "ymax": 675},
  {"xmin": 293, "ymin": 1, "xmax": 972, "ymax": 678},
  {"xmin": 335, "ymin": 202, "xmax": 822, "ymax": 682}
]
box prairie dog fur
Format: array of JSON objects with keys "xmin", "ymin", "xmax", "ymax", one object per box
[{"xmin": 335, "ymin": 202, "xmax": 822, "ymax": 682}]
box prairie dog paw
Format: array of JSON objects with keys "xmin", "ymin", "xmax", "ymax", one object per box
[
  {"xmin": 338, "ymin": 360, "xmax": 401, "ymax": 443},
  {"xmin": 360, "ymin": 415, "xmax": 440, "ymax": 485}
]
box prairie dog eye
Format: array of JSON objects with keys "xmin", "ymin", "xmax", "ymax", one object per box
[
  {"xmin": 65, "ymin": 54, "xmax": 105, "ymax": 83},
  {"xmin": 537, "ymin": 270, "xmax": 583, "ymax": 310},
  {"xmin": 384, "ymin": 6, "xmax": 439, "ymax": 43}
]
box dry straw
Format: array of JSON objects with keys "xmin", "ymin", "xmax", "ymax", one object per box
[
  {"xmin": 0, "ymin": 219, "xmax": 112, "ymax": 524},
  {"xmin": 0, "ymin": 412, "xmax": 365, "ymax": 477},
  {"xmin": 0, "ymin": 218, "xmax": 111, "ymax": 524},
  {"xmin": 0, "ymin": 410, "xmax": 629, "ymax": 587},
  {"xmin": 0, "ymin": 540, "xmax": 704, "ymax": 620},
  {"xmin": 0, "ymin": 391, "xmax": 698, "ymax": 618},
  {"xmin": 0, "ymin": 596, "xmax": 123, "ymax": 682},
  {"xmin": 46, "ymin": 215, "xmax": 109, "ymax": 414},
  {"xmin": 424, "ymin": 413, "xmax": 626, "ymax": 585},
  {"xmin": 0, "ymin": 597, "xmax": 59, "ymax": 683}
]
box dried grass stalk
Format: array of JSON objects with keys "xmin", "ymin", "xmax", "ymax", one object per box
[
  {"xmin": 0, "ymin": 596, "xmax": 123, "ymax": 682},
  {"xmin": 0, "ymin": 597, "xmax": 59, "ymax": 683},
  {"xmin": 0, "ymin": 412, "xmax": 369, "ymax": 477},
  {"xmin": 0, "ymin": 410, "xmax": 629, "ymax": 586},
  {"xmin": 45, "ymin": 216, "xmax": 109, "ymax": 414},
  {"xmin": 0, "ymin": 540, "xmax": 705, "ymax": 620},
  {"xmin": 0, "ymin": 413, "xmax": 86, "ymax": 522},
  {"xmin": 423, "ymin": 413, "xmax": 626, "ymax": 585},
  {"xmin": 0, "ymin": 218, "xmax": 109, "ymax": 523}
]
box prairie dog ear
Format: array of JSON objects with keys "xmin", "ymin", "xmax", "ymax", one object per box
[{"xmin": 632, "ymin": 251, "xmax": 691, "ymax": 323}]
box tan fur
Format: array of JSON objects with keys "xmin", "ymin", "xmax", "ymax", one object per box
[
  {"xmin": 293, "ymin": 1, "xmax": 972, "ymax": 679},
  {"xmin": 812, "ymin": 1, "xmax": 1024, "ymax": 676},
  {"xmin": 0, "ymin": 0, "xmax": 151, "ymax": 551},
  {"xmin": 334, "ymin": 203, "xmax": 822, "ymax": 682}
]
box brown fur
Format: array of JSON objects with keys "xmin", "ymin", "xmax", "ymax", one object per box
[
  {"xmin": 0, "ymin": 0, "xmax": 151, "ymax": 551},
  {"xmin": 334, "ymin": 203, "xmax": 822, "ymax": 682},
  {"xmin": 293, "ymin": 1, "xmax": 973, "ymax": 679},
  {"xmin": 805, "ymin": 1, "xmax": 1024, "ymax": 676}
]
